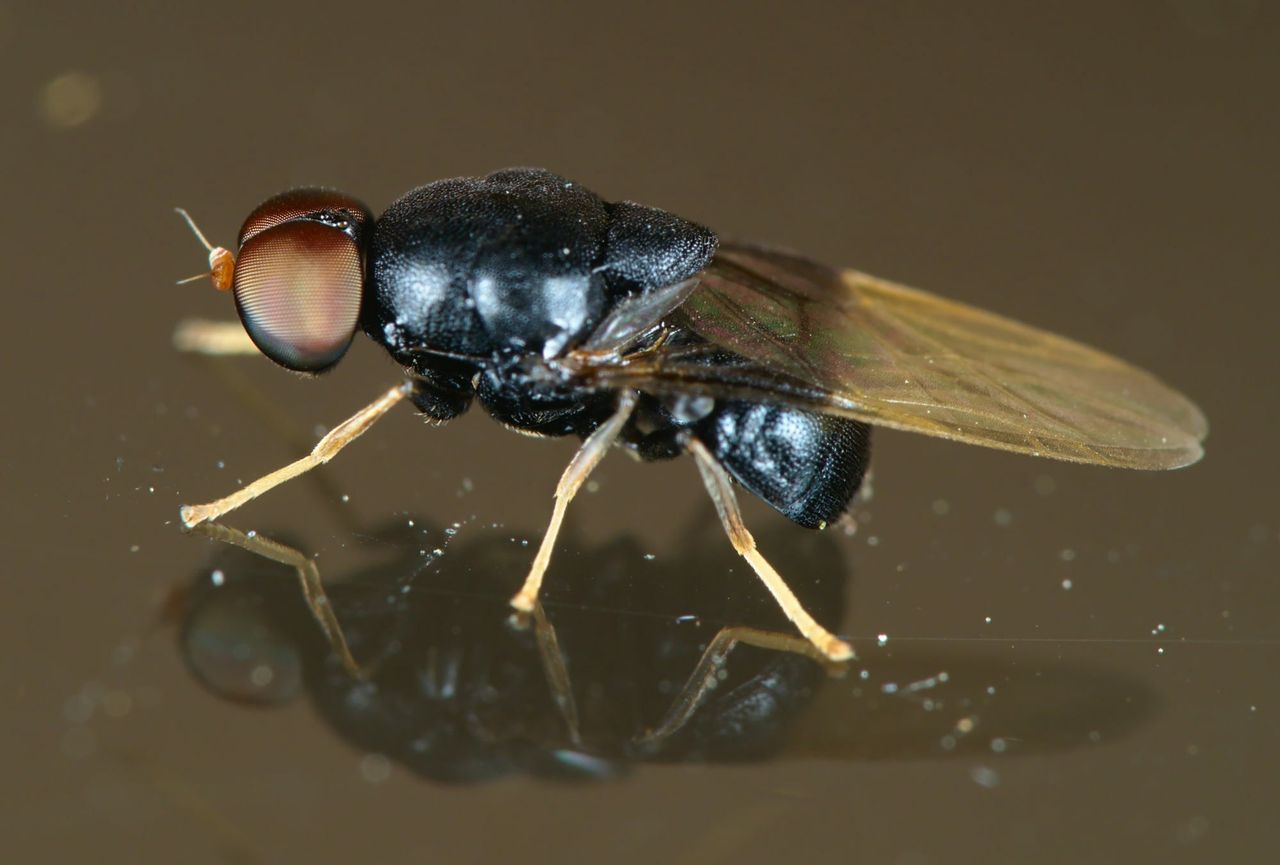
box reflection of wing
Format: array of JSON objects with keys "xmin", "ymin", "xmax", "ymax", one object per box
[{"xmin": 571, "ymin": 243, "xmax": 1208, "ymax": 469}]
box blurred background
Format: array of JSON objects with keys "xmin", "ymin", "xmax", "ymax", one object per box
[{"xmin": 4, "ymin": 1, "xmax": 1277, "ymax": 862}]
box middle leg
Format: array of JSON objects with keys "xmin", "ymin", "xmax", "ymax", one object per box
[{"xmin": 509, "ymin": 390, "xmax": 638, "ymax": 613}]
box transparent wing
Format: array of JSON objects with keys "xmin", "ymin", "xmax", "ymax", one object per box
[
  {"xmin": 569, "ymin": 243, "xmax": 1208, "ymax": 469},
  {"xmin": 580, "ymin": 278, "xmax": 698, "ymax": 354}
]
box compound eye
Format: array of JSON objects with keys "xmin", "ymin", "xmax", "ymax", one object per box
[{"xmin": 232, "ymin": 190, "xmax": 371, "ymax": 373}]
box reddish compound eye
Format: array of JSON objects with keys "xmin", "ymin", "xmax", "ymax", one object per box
[{"xmin": 231, "ymin": 190, "xmax": 372, "ymax": 373}]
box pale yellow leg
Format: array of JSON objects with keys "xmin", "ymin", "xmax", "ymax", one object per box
[
  {"xmin": 192, "ymin": 521, "xmax": 361, "ymax": 677},
  {"xmin": 180, "ymin": 383, "xmax": 412, "ymax": 528},
  {"xmin": 509, "ymin": 391, "xmax": 638, "ymax": 612},
  {"xmin": 173, "ymin": 319, "xmax": 260, "ymax": 356},
  {"xmin": 686, "ymin": 436, "xmax": 854, "ymax": 662}
]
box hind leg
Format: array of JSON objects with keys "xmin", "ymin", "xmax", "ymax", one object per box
[{"xmin": 687, "ymin": 436, "xmax": 854, "ymax": 662}]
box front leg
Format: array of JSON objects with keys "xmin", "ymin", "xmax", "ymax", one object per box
[{"xmin": 180, "ymin": 382, "xmax": 413, "ymax": 528}]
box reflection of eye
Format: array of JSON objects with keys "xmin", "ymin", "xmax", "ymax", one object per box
[
  {"xmin": 183, "ymin": 593, "xmax": 302, "ymax": 707},
  {"xmin": 232, "ymin": 190, "xmax": 371, "ymax": 373}
]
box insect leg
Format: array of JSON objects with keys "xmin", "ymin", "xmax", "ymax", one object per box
[
  {"xmin": 173, "ymin": 319, "xmax": 260, "ymax": 355},
  {"xmin": 190, "ymin": 521, "xmax": 361, "ymax": 677},
  {"xmin": 180, "ymin": 382, "xmax": 413, "ymax": 528},
  {"xmin": 508, "ymin": 390, "xmax": 639, "ymax": 613},
  {"xmin": 636, "ymin": 624, "xmax": 845, "ymax": 750},
  {"xmin": 529, "ymin": 601, "xmax": 582, "ymax": 746},
  {"xmin": 686, "ymin": 436, "xmax": 854, "ymax": 662}
]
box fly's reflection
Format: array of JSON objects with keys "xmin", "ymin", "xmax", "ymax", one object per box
[
  {"xmin": 175, "ymin": 519, "xmax": 1157, "ymax": 783},
  {"xmin": 178, "ymin": 518, "xmax": 847, "ymax": 782}
]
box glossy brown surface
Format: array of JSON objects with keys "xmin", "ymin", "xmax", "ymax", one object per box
[{"xmin": 7, "ymin": 3, "xmax": 1277, "ymax": 863}]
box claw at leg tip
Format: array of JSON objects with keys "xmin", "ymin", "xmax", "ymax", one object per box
[{"xmin": 179, "ymin": 505, "xmax": 203, "ymax": 528}]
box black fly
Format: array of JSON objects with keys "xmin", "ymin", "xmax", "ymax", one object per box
[{"xmin": 174, "ymin": 167, "xmax": 1207, "ymax": 661}]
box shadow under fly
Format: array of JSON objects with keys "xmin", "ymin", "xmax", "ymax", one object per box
[
  {"xmin": 173, "ymin": 515, "xmax": 852, "ymax": 783},
  {"xmin": 171, "ymin": 516, "xmax": 1157, "ymax": 784}
]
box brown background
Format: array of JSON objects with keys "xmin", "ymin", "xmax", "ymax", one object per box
[{"xmin": 4, "ymin": 1, "xmax": 1278, "ymax": 863}]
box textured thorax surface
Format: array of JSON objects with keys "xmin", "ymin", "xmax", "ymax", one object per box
[{"xmin": 363, "ymin": 168, "xmax": 717, "ymax": 365}]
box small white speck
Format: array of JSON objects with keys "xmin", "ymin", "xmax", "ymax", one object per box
[
  {"xmin": 970, "ymin": 766, "xmax": 1000, "ymax": 788},
  {"xmin": 876, "ymin": 633, "xmax": 888, "ymax": 646},
  {"xmin": 866, "ymin": 535, "xmax": 880, "ymax": 547},
  {"xmin": 210, "ymin": 569, "xmax": 225, "ymax": 586},
  {"xmin": 341, "ymin": 494, "xmax": 350, "ymax": 503},
  {"xmin": 643, "ymin": 553, "xmax": 656, "ymax": 561},
  {"xmin": 984, "ymin": 616, "xmax": 992, "ymax": 624},
  {"xmin": 249, "ymin": 665, "xmax": 274, "ymax": 687},
  {"xmin": 129, "ymin": 544, "xmax": 139, "ymax": 553},
  {"xmin": 359, "ymin": 753, "xmax": 392, "ymax": 784},
  {"xmin": 1059, "ymin": 548, "xmax": 1076, "ymax": 562},
  {"xmin": 990, "ymin": 737, "xmax": 1007, "ymax": 753},
  {"xmin": 1061, "ymin": 578, "xmax": 1073, "ymax": 590}
]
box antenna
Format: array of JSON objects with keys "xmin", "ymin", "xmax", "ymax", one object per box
[
  {"xmin": 173, "ymin": 207, "xmax": 235, "ymax": 291},
  {"xmin": 174, "ymin": 208, "xmax": 216, "ymax": 252}
]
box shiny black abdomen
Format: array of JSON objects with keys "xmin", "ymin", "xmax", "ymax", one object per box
[
  {"xmin": 696, "ymin": 402, "xmax": 870, "ymax": 529},
  {"xmin": 625, "ymin": 392, "xmax": 870, "ymax": 529}
]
